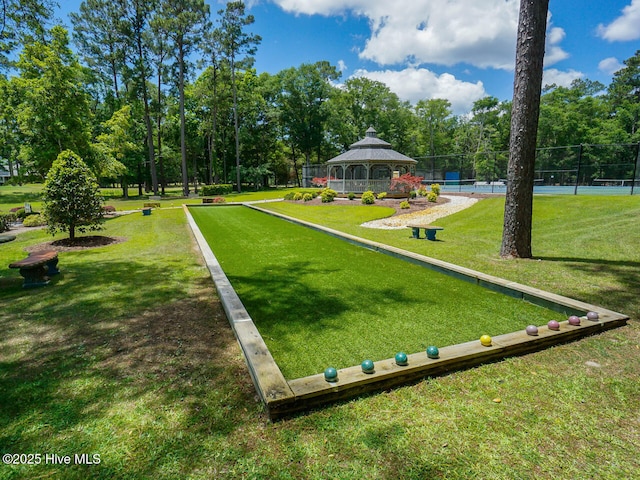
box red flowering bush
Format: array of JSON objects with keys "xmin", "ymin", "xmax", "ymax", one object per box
[
  {"xmin": 311, "ymin": 176, "xmax": 337, "ymax": 187},
  {"xmin": 311, "ymin": 177, "xmax": 328, "ymax": 187},
  {"xmin": 390, "ymin": 173, "xmax": 424, "ymax": 193}
]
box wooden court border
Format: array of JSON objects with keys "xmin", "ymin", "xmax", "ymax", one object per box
[{"xmin": 184, "ymin": 204, "xmax": 629, "ymax": 420}]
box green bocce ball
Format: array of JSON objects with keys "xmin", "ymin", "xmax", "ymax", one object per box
[{"xmin": 426, "ymin": 345, "xmax": 439, "ymax": 359}]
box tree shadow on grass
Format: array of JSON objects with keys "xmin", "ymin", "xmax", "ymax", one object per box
[
  {"xmin": 227, "ymin": 259, "xmax": 420, "ymax": 325},
  {"xmin": 0, "ymin": 263, "xmax": 260, "ymax": 478},
  {"xmin": 224, "ymin": 260, "xmax": 426, "ymax": 377},
  {"xmin": 535, "ymin": 256, "xmax": 640, "ymax": 316}
]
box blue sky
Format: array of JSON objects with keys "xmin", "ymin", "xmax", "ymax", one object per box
[{"xmin": 56, "ymin": 0, "xmax": 640, "ymax": 114}]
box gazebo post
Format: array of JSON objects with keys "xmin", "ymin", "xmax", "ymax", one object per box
[{"xmin": 366, "ymin": 163, "xmax": 370, "ymax": 191}]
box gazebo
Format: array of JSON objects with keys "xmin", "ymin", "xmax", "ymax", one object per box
[{"xmin": 326, "ymin": 127, "xmax": 417, "ymax": 194}]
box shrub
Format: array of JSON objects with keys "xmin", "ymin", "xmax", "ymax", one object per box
[
  {"xmin": 427, "ymin": 191, "xmax": 438, "ymax": 202},
  {"xmin": 0, "ymin": 214, "xmax": 12, "ymax": 232},
  {"xmin": 409, "ymin": 190, "xmax": 417, "ymax": 199},
  {"xmin": 284, "ymin": 192, "xmax": 296, "ymax": 200},
  {"xmin": 293, "ymin": 192, "xmax": 303, "ymax": 201},
  {"xmin": 400, "ymin": 200, "xmax": 410, "ymax": 209},
  {"xmin": 43, "ymin": 150, "xmax": 104, "ymax": 241},
  {"xmin": 320, "ymin": 188, "xmax": 338, "ymax": 203},
  {"xmin": 22, "ymin": 214, "xmax": 47, "ymax": 227},
  {"xmin": 431, "ymin": 183, "xmax": 441, "ymax": 196},
  {"xmin": 201, "ymin": 184, "xmax": 233, "ymax": 196},
  {"xmin": 417, "ymin": 186, "xmax": 428, "ymax": 197},
  {"xmin": 377, "ymin": 191, "xmax": 387, "ymax": 200},
  {"xmin": 347, "ymin": 192, "xmax": 356, "ymax": 200},
  {"xmin": 361, "ymin": 190, "xmax": 376, "ymax": 205},
  {"xmin": 303, "ymin": 193, "xmax": 313, "ymax": 202},
  {"xmin": 12, "ymin": 207, "xmax": 29, "ymax": 219}
]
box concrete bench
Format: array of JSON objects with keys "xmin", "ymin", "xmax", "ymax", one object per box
[
  {"xmin": 407, "ymin": 225, "xmax": 444, "ymax": 241},
  {"xmin": 9, "ymin": 250, "xmax": 60, "ymax": 288}
]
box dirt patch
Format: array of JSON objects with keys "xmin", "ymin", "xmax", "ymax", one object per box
[{"xmin": 25, "ymin": 235, "xmax": 127, "ymax": 253}]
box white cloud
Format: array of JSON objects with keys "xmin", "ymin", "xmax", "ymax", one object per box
[
  {"xmin": 273, "ymin": 0, "xmax": 568, "ymax": 70},
  {"xmin": 542, "ymin": 68, "xmax": 584, "ymax": 88},
  {"xmin": 597, "ymin": 0, "xmax": 640, "ymax": 41},
  {"xmin": 544, "ymin": 25, "xmax": 569, "ymax": 66},
  {"xmin": 598, "ymin": 57, "xmax": 624, "ymax": 75},
  {"xmin": 351, "ymin": 67, "xmax": 486, "ymax": 114},
  {"xmin": 337, "ymin": 59, "xmax": 348, "ymax": 72}
]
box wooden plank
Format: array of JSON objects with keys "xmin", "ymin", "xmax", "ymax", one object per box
[
  {"xmin": 191, "ymin": 204, "xmax": 630, "ymax": 420},
  {"xmin": 184, "ymin": 206, "xmax": 295, "ymax": 414},
  {"xmin": 272, "ymin": 314, "xmax": 628, "ymax": 418}
]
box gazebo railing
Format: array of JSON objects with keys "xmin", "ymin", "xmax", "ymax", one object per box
[{"xmin": 328, "ymin": 179, "xmax": 391, "ymax": 194}]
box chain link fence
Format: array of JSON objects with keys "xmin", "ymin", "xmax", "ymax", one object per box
[{"xmin": 416, "ymin": 143, "xmax": 640, "ymax": 195}]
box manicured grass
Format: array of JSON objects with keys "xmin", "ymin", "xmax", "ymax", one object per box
[
  {"xmin": 261, "ymin": 195, "xmax": 640, "ymax": 318},
  {"xmin": 190, "ymin": 205, "xmax": 566, "ymax": 379},
  {"xmin": 98, "ymin": 186, "xmax": 300, "ymax": 212},
  {"xmin": 1, "ymin": 186, "xmax": 638, "ymax": 479}
]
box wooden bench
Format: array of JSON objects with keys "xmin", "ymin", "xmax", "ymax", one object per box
[
  {"xmin": 9, "ymin": 250, "xmax": 60, "ymax": 288},
  {"xmin": 407, "ymin": 224, "xmax": 444, "ymax": 241}
]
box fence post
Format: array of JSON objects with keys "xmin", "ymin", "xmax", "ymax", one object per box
[
  {"xmin": 632, "ymin": 141, "xmax": 640, "ymax": 196},
  {"xmin": 573, "ymin": 144, "xmax": 583, "ymax": 195}
]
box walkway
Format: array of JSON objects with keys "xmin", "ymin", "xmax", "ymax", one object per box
[{"xmin": 361, "ymin": 195, "xmax": 479, "ymax": 230}]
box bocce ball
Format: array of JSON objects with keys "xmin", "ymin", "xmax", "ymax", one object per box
[
  {"xmin": 525, "ymin": 325, "xmax": 539, "ymax": 336},
  {"xmin": 586, "ymin": 311, "xmax": 599, "ymax": 321},
  {"xmin": 547, "ymin": 320, "xmax": 560, "ymax": 331},
  {"xmin": 395, "ymin": 352, "xmax": 408, "ymax": 366},
  {"xmin": 324, "ymin": 367, "xmax": 338, "ymax": 382},
  {"xmin": 426, "ymin": 345, "xmax": 440, "ymax": 359},
  {"xmin": 361, "ymin": 359, "xmax": 375, "ymax": 374},
  {"xmin": 568, "ymin": 315, "xmax": 581, "ymax": 326},
  {"xmin": 480, "ymin": 334, "xmax": 492, "ymax": 346}
]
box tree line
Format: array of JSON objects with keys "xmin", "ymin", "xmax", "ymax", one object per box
[{"xmin": 1, "ymin": 0, "xmax": 639, "ymax": 195}]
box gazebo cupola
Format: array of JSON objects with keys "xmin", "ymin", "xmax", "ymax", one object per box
[{"xmin": 326, "ymin": 127, "xmax": 417, "ymax": 194}]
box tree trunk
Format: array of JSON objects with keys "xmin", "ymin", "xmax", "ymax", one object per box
[
  {"xmin": 136, "ymin": 25, "xmax": 158, "ymax": 196},
  {"xmin": 178, "ymin": 41, "xmax": 189, "ymax": 197},
  {"xmin": 121, "ymin": 177, "xmax": 129, "ymax": 199},
  {"xmin": 232, "ymin": 55, "xmax": 241, "ymax": 193},
  {"xmin": 500, "ymin": 0, "xmax": 549, "ymax": 259},
  {"xmin": 156, "ymin": 53, "xmax": 165, "ymax": 195}
]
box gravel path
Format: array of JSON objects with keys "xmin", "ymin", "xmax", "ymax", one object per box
[{"xmin": 361, "ymin": 195, "xmax": 479, "ymax": 230}]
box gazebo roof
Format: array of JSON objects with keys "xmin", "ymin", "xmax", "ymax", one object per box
[{"xmin": 327, "ymin": 127, "xmax": 417, "ymax": 164}]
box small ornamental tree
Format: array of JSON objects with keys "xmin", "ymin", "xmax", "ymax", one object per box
[
  {"xmin": 43, "ymin": 150, "xmax": 104, "ymax": 241},
  {"xmin": 390, "ymin": 173, "xmax": 424, "ymax": 194}
]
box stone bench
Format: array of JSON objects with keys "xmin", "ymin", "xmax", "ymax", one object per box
[
  {"xmin": 407, "ymin": 225, "xmax": 444, "ymax": 241},
  {"xmin": 9, "ymin": 250, "xmax": 60, "ymax": 288}
]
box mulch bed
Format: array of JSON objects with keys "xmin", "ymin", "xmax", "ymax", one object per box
[
  {"xmin": 292, "ymin": 191, "xmax": 493, "ymax": 216},
  {"xmin": 25, "ymin": 235, "xmax": 127, "ymax": 253}
]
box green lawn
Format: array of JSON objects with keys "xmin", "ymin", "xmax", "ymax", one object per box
[
  {"xmin": 189, "ymin": 205, "xmax": 565, "ymax": 379},
  {"xmin": 1, "ymin": 186, "xmax": 638, "ymax": 479}
]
